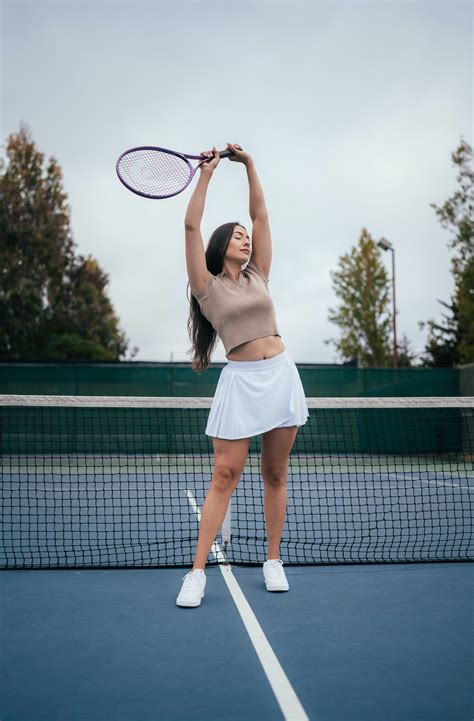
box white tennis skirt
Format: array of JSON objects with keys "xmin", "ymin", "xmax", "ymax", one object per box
[{"xmin": 205, "ymin": 349, "xmax": 309, "ymax": 440}]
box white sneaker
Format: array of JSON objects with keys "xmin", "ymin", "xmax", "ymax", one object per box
[
  {"xmin": 176, "ymin": 568, "xmax": 206, "ymax": 607},
  {"xmin": 263, "ymin": 559, "xmax": 289, "ymax": 591}
]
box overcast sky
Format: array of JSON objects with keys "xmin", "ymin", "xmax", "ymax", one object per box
[{"xmin": 1, "ymin": 0, "xmax": 471, "ymax": 364}]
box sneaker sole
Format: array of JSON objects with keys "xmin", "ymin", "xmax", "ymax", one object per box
[
  {"xmin": 265, "ymin": 583, "xmax": 289, "ymax": 592},
  {"xmin": 176, "ymin": 593, "xmax": 205, "ymax": 607}
]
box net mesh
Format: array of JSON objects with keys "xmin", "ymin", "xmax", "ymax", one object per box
[
  {"xmin": 1, "ymin": 395, "xmax": 472, "ymax": 569},
  {"xmin": 117, "ymin": 149, "xmax": 191, "ymax": 197}
]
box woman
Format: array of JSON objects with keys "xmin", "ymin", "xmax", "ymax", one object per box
[{"xmin": 177, "ymin": 143, "xmax": 309, "ymax": 607}]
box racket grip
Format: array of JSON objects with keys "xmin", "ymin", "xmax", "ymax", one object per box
[{"xmin": 219, "ymin": 145, "xmax": 243, "ymax": 159}]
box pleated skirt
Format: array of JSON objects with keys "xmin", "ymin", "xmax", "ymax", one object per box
[{"xmin": 205, "ymin": 349, "xmax": 309, "ymax": 440}]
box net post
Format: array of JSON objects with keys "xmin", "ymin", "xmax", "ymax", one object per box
[{"xmin": 220, "ymin": 497, "xmax": 232, "ymax": 563}]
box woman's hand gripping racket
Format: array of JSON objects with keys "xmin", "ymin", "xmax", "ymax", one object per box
[{"xmin": 116, "ymin": 143, "xmax": 243, "ymax": 199}]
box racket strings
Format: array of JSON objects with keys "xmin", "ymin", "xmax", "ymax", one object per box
[{"xmin": 117, "ymin": 149, "xmax": 192, "ymax": 197}]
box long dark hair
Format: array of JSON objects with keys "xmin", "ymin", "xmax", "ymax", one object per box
[{"xmin": 186, "ymin": 221, "xmax": 245, "ymax": 373}]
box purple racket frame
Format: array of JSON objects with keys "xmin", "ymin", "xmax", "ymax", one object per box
[{"xmin": 115, "ymin": 144, "xmax": 241, "ymax": 199}]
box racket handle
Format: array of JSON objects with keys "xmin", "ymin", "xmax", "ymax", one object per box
[{"xmin": 219, "ymin": 144, "xmax": 243, "ymax": 159}]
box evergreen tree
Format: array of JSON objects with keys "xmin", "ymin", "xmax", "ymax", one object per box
[
  {"xmin": 0, "ymin": 122, "xmax": 135, "ymax": 361},
  {"xmin": 397, "ymin": 332, "xmax": 419, "ymax": 367},
  {"xmin": 325, "ymin": 228, "xmax": 393, "ymax": 367},
  {"xmin": 418, "ymin": 137, "xmax": 473, "ymax": 366}
]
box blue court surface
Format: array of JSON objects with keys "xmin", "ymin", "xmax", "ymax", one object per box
[
  {"xmin": 1, "ymin": 397, "xmax": 473, "ymax": 719},
  {"xmin": 1, "ymin": 561, "xmax": 472, "ymax": 721}
]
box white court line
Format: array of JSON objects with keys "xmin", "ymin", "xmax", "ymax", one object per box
[{"xmin": 186, "ymin": 489, "xmax": 310, "ymax": 721}]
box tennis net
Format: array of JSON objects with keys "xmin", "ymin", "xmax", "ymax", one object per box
[{"xmin": 1, "ymin": 394, "xmax": 472, "ymax": 569}]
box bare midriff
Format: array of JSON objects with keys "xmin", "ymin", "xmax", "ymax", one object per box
[{"xmin": 226, "ymin": 335, "xmax": 286, "ymax": 361}]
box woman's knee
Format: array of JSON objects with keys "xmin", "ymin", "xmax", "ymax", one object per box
[
  {"xmin": 262, "ymin": 464, "xmax": 287, "ymax": 486},
  {"xmin": 211, "ymin": 463, "xmax": 240, "ymax": 493},
  {"xmin": 211, "ymin": 437, "xmax": 250, "ymax": 493}
]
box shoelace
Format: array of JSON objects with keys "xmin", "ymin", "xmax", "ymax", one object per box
[
  {"xmin": 265, "ymin": 560, "xmax": 285, "ymax": 578},
  {"xmin": 181, "ymin": 570, "xmax": 205, "ymax": 589}
]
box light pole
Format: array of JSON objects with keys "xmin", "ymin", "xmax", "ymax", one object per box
[{"xmin": 377, "ymin": 237, "xmax": 398, "ymax": 368}]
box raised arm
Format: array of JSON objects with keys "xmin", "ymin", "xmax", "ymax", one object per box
[
  {"xmin": 185, "ymin": 147, "xmax": 220, "ymax": 298},
  {"xmin": 227, "ymin": 143, "xmax": 272, "ymax": 279}
]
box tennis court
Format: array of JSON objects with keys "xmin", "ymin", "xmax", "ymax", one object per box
[{"xmin": 1, "ymin": 395, "xmax": 473, "ymax": 720}]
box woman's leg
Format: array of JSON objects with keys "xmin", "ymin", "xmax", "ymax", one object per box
[
  {"xmin": 193, "ymin": 435, "xmax": 251, "ymax": 570},
  {"xmin": 260, "ymin": 426, "xmax": 299, "ymax": 560}
]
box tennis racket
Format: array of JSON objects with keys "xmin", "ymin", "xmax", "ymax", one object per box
[{"xmin": 116, "ymin": 144, "xmax": 243, "ymax": 199}]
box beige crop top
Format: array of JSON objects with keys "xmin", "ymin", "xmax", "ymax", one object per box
[{"xmin": 192, "ymin": 260, "xmax": 281, "ymax": 355}]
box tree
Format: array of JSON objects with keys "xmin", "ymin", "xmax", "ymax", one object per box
[
  {"xmin": 0, "ymin": 122, "xmax": 136, "ymax": 361},
  {"xmin": 396, "ymin": 332, "xmax": 419, "ymax": 367},
  {"xmin": 457, "ymin": 255, "xmax": 474, "ymax": 361},
  {"xmin": 418, "ymin": 137, "xmax": 474, "ymax": 366},
  {"xmin": 41, "ymin": 255, "xmax": 133, "ymax": 361},
  {"xmin": 325, "ymin": 228, "xmax": 393, "ymax": 367}
]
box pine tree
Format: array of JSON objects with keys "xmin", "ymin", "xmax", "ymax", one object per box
[
  {"xmin": 396, "ymin": 332, "xmax": 419, "ymax": 367},
  {"xmin": 418, "ymin": 137, "xmax": 474, "ymax": 366}
]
